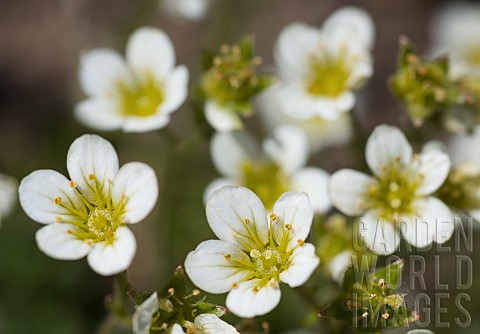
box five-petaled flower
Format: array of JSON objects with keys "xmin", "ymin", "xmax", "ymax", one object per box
[
  {"xmin": 329, "ymin": 125, "xmax": 454, "ymax": 255},
  {"xmin": 185, "ymin": 186, "xmax": 319, "ymax": 318},
  {"xmin": 19, "ymin": 134, "xmax": 158, "ymax": 275},
  {"xmin": 76, "ymin": 26, "xmax": 188, "ymax": 132}
]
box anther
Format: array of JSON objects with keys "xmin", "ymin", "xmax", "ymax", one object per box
[
  {"xmin": 224, "ymin": 253, "xmax": 231, "ymax": 260},
  {"xmin": 382, "ymin": 313, "xmax": 390, "ymax": 319},
  {"xmin": 55, "ymin": 216, "xmax": 63, "ymax": 222},
  {"xmin": 54, "ymin": 197, "xmax": 62, "ymax": 205},
  {"xmin": 69, "ymin": 180, "xmax": 76, "ymax": 187},
  {"xmin": 168, "ymin": 288, "xmax": 175, "ymax": 297},
  {"xmin": 285, "ymin": 224, "xmax": 292, "ymax": 230},
  {"xmin": 378, "ymin": 279, "xmax": 386, "ymax": 288},
  {"xmin": 269, "ymin": 213, "xmax": 277, "ymax": 222},
  {"xmin": 88, "ymin": 174, "xmax": 95, "ymax": 180},
  {"xmin": 362, "ymin": 312, "xmax": 368, "ymax": 318},
  {"xmin": 297, "ymin": 239, "xmax": 305, "ymax": 247},
  {"xmin": 243, "ymin": 218, "xmax": 251, "ymax": 225},
  {"xmin": 232, "ymin": 283, "xmax": 238, "ymax": 289}
]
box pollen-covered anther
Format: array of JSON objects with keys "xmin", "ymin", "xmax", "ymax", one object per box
[
  {"xmin": 370, "ymin": 294, "xmax": 377, "ymax": 299},
  {"xmin": 69, "ymin": 180, "xmax": 76, "ymax": 187},
  {"xmin": 192, "ymin": 289, "xmax": 201, "ymax": 296},
  {"xmin": 252, "ymin": 286, "xmax": 260, "ymax": 293},
  {"xmin": 297, "ymin": 239, "xmax": 305, "ymax": 247},
  {"xmin": 88, "ymin": 174, "xmax": 95, "ymax": 180},
  {"xmin": 382, "ymin": 312, "xmax": 390, "ymax": 319},
  {"xmin": 378, "ymin": 279, "xmax": 386, "ymax": 288},
  {"xmin": 285, "ymin": 224, "xmax": 292, "ymax": 230},
  {"xmin": 362, "ymin": 312, "xmax": 369, "ymax": 318},
  {"xmin": 167, "ymin": 288, "xmax": 175, "ymax": 297},
  {"xmin": 54, "ymin": 197, "xmax": 62, "ymax": 205},
  {"xmin": 232, "ymin": 283, "xmax": 238, "ymax": 289},
  {"xmin": 269, "ymin": 213, "xmax": 277, "ymax": 222},
  {"xmin": 242, "ymin": 218, "xmax": 251, "ymax": 225},
  {"xmin": 224, "ymin": 253, "xmax": 231, "ymax": 261},
  {"xmin": 56, "ymin": 216, "xmax": 63, "ymax": 222}
]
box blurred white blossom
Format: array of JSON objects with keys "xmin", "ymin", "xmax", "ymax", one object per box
[
  {"xmin": 329, "ymin": 125, "xmax": 453, "ymax": 255},
  {"xmin": 205, "ymin": 126, "xmax": 331, "ymax": 213},
  {"xmin": 161, "ymin": 0, "xmax": 212, "ymax": 22},
  {"xmin": 185, "ymin": 186, "xmax": 319, "ymax": 318},
  {"xmin": 76, "ymin": 27, "xmax": 188, "ymax": 132},
  {"xmin": 19, "ymin": 134, "xmax": 158, "ymax": 275},
  {"xmin": 0, "ymin": 173, "xmax": 17, "ymax": 227}
]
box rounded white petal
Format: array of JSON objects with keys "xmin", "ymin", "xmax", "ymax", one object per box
[
  {"xmin": 35, "ymin": 223, "xmax": 91, "ymax": 260},
  {"xmin": 279, "ymin": 243, "xmax": 319, "ymax": 287},
  {"xmin": 194, "ymin": 314, "xmax": 239, "ymax": 334},
  {"xmin": 413, "ymin": 150, "xmax": 450, "ymax": 196},
  {"xmin": 162, "ymin": 0, "xmax": 212, "ymax": 21},
  {"xmin": 67, "ymin": 134, "xmax": 119, "ymax": 204},
  {"xmin": 210, "ymin": 131, "xmax": 257, "ymax": 177},
  {"xmin": 184, "ymin": 239, "xmax": 251, "ymax": 294},
  {"xmin": 263, "ymin": 126, "xmax": 308, "ymax": 174},
  {"xmin": 74, "ymin": 98, "xmax": 124, "ymax": 131},
  {"xmin": 132, "ymin": 292, "xmax": 159, "ymax": 334},
  {"xmin": 358, "ymin": 210, "xmax": 400, "ymax": 255},
  {"xmin": 329, "ymin": 169, "xmax": 374, "ymax": 216},
  {"xmin": 448, "ymin": 126, "xmax": 480, "ymax": 165},
  {"xmin": 121, "ymin": 113, "xmax": 171, "ymax": 132},
  {"xmin": 112, "ymin": 162, "xmax": 158, "ymax": 224},
  {"xmin": 407, "ymin": 330, "xmax": 435, "ymax": 334},
  {"xmin": 276, "ymin": 82, "xmax": 321, "ymax": 121},
  {"xmin": 205, "ymin": 101, "xmax": 243, "ymax": 132},
  {"xmin": 366, "ymin": 125, "xmax": 413, "ymax": 176},
  {"xmin": 414, "ymin": 197, "xmax": 454, "ymax": 245},
  {"xmin": 203, "ymin": 178, "xmax": 237, "ymax": 204},
  {"xmin": 323, "ymin": 6, "xmax": 375, "ymax": 50},
  {"xmin": 162, "ymin": 65, "xmax": 189, "ymax": 114},
  {"xmin": 328, "ymin": 250, "xmax": 353, "ymax": 283},
  {"xmin": 168, "ymin": 324, "xmax": 185, "ymax": 334},
  {"xmin": 87, "ymin": 226, "xmax": 137, "ymax": 276},
  {"xmin": 0, "ymin": 173, "xmax": 17, "ymax": 218},
  {"xmin": 291, "ymin": 167, "xmax": 331, "ymax": 214},
  {"xmin": 226, "ymin": 279, "xmax": 281, "ymax": 318},
  {"xmin": 126, "ymin": 27, "xmax": 175, "ymax": 80},
  {"xmin": 79, "ymin": 48, "xmax": 130, "ymax": 97},
  {"xmin": 272, "ymin": 191, "xmax": 313, "ymax": 250},
  {"xmin": 398, "ymin": 215, "xmax": 433, "ymax": 250},
  {"xmin": 274, "ymin": 22, "xmax": 320, "ymax": 80},
  {"xmin": 19, "ymin": 170, "xmax": 85, "ymax": 224},
  {"xmin": 206, "ymin": 186, "xmax": 268, "ymax": 250}
]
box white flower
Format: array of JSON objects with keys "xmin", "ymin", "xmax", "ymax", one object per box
[
  {"xmin": 0, "ymin": 173, "xmax": 17, "ymax": 227},
  {"xmin": 18, "ymin": 134, "xmax": 158, "ymax": 275},
  {"xmin": 76, "ymin": 27, "xmax": 188, "ymax": 132},
  {"xmin": 255, "ymin": 83, "xmax": 353, "ymax": 153},
  {"xmin": 328, "ymin": 249, "xmax": 352, "ymax": 283},
  {"xmin": 431, "ymin": 2, "xmax": 480, "ymax": 79},
  {"xmin": 132, "ymin": 292, "xmax": 238, "ymax": 334},
  {"xmin": 185, "ymin": 186, "xmax": 320, "ymax": 318},
  {"xmin": 272, "ymin": 6, "xmax": 374, "ymax": 121},
  {"xmin": 205, "ymin": 126, "xmax": 331, "ymax": 213},
  {"xmin": 329, "ymin": 125, "xmax": 454, "ymax": 255},
  {"xmin": 161, "ymin": 0, "xmax": 212, "ymax": 22}
]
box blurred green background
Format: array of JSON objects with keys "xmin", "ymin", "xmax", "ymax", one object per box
[{"xmin": 1, "ymin": 0, "xmax": 479, "ymax": 333}]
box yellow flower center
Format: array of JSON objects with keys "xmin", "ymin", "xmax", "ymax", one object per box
[
  {"xmin": 241, "ymin": 162, "xmax": 289, "ymax": 211},
  {"xmin": 307, "ymin": 50, "xmax": 350, "ymax": 97},
  {"xmin": 118, "ymin": 74, "xmax": 164, "ymax": 117},
  {"xmin": 54, "ymin": 176, "xmax": 127, "ymax": 244}
]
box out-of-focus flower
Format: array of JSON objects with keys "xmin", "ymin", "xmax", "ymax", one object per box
[
  {"xmin": 407, "ymin": 330, "xmax": 435, "ymax": 334},
  {"xmin": 19, "ymin": 134, "xmax": 158, "ymax": 275},
  {"xmin": 200, "ymin": 36, "xmax": 272, "ymax": 132},
  {"xmin": 205, "ymin": 126, "xmax": 330, "ymax": 213},
  {"xmin": 271, "ymin": 7, "xmax": 374, "ymax": 121},
  {"xmin": 76, "ymin": 27, "xmax": 188, "ymax": 132},
  {"xmin": 255, "ymin": 83, "xmax": 353, "ymax": 154},
  {"xmin": 185, "ymin": 186, "xmax": 320, "ymax": 318},
  {"xmin": 160, "ymin": 0, "xmax": 212, "ymax": 22},
  {"xmin": 0, "ymin": 173, "xmax": 17, "ymax": 227},
  {"xmin": 329, "ymin": 125, "xmax": 453, "ymax": 255},
  {"xmin": 132, "ymin": 292, "xmax": 238, "ymax": 334}
]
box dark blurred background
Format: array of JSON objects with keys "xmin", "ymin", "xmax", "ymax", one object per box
[{"xmin": 1, "ymin": 0, "xmax": 479, "ymax": 333}]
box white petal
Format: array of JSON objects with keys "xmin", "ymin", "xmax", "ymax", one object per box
[
  {"xmin": 323, "ymin": 6, "xmax": 375, "ymax": 50},
  {"xmin": 67, "ymin": 134, "xmax": 119, "ymax": 204},
  {"xmin": 203, "ymin": 178, "xmax": 237, "ymax": 204},
  {"xmin": 132, "ymin": 292, "xmax": 159, "ymax": 334},
  {"xmin": 279, "ymin": 243, "xmax": 319, "ymax": 287},
  {"xmin": 226, "ymin": 279, "xmax": 281, "ymax": 318},
  {"xmin": 162, "ymin": 65, "xmax": 189, "ymax": 114},
  {"xmin": 35, "ymin": 223, "xmax": 91, "ymax": 260},
  {"xmin": 210, "ymin": 131, "xmax": 257, "ymax": 177},
  {"xmin": 205, "ymin": 101, "xmax": 243, "ymax": 132},
  {"xmin": 112, "ymin": 162, "xmax": 158, "ymax": 224},
  {"xmin": 398, "ymin": 215, "xmax": 433, "ymax": 250},
  {"xmin": 0, "ymin": 173, "xmax": 17, "ymax": 218},
  {"xmin": 414, "ymin": 197, "xmax": 454, "ymax": 245},
  {"xmin": 19, "ymin": 170, "xmax": 86, "ymax": 224},
  {"xmin": 358, "ymin": 210, "xmax": 400, "ymax": 255},
  {"xmin": 407, "ymin": 330, "xmax": 435, "ymax": 334},
  {"xmin": 87, "ymin": 226, "xmax": 137, "ymax": 276},
  {"xmin": 412, "ymin": 150, "xmax": 450, "ymax": 196},
  {"xmin": 272, "ymin": 192, "xmax": 313, "ymax": 250},
  {"xmin": 79, "ymin": 48, "xmax": 130, "ymax": 97},
  {"xmin": 263, "ymin": 126, "xmax": 308, "ymax": 174},
  {"xmin": 121, "ymin": 113, "xmax": 171, "ymax": 132},
  {"xmin": 126, "ymin": 27, "xmax": 175, "ymax": 80},
  {"xmin": 328, "ymin": 250, "xmax": 353, "ymax": 283},
  {"xmin": 274, "ymin": 22, "xmax": 320, "ymax": 80},
  {"xmin": 366, "ymin": 125, "xmax": 413, "ymax": 176},
  {"xmin": 291, "ymin": 168, "xmax": 331, "ymax": 214},
  {"xmin": 328, "ymin": 169, "xmax": 374, "ymax": 216},
  {"xmin": 74, "ymin": 98, "xmax": 124, "ymax": 131},
  {"xmin": 206, "ymin": 186, "xmax": 268, "ymax": 250},
  {"xmin": 168, "ymin": 324, "xmax": 185, "ymax": 334},
  {"xmin": 276, "ymin": 82, "xmax": 321, "ymax": 121},
  {"xmin": 194, "ymin": 314, "xmax": 239, "ymax": 334},
  {"xmin": 184, "ymin": 240, "xmax": 251, "ymax": 294},
  {"xmin": 162, "ymin": 0, "xmax": 211, "ymax": 21}
]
